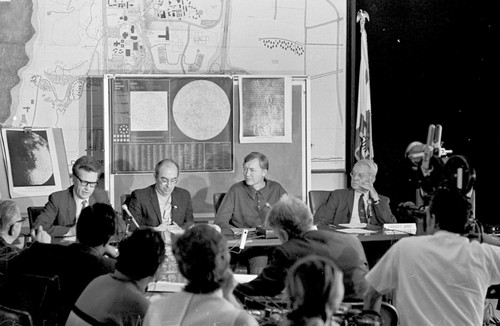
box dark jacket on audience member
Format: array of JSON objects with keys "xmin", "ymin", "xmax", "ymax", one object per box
[
  {"xmin": 235, "ymin": 229, "xmax": 369, "ymax": 302},
  {"xmin": 3, "ymin": 242, "xmax": 115, "ymax": 324}
]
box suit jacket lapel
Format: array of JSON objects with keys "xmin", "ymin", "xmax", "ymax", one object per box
[
  {"xmin": 347, "ymin": 189, "xmax": 354, "ymax": 218},
  {"xmin": 149, "ymin": 186, "xmax": 162, "ymax": 225},
  {"xmin": 68, "ymin": 187, "xmax": 77, "ymax": 224},
  {"xmin": 89, "ymin": 194, "xmax": 97, "ymax": 206},
  {"xmin": 170, "ymin": 189, "xmax": 179, "ymax": 221}
]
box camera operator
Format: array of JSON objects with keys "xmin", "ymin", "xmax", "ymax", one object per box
[{"xmin": 364, "ymin": 187, "xmax": 500, "ymax": 326}]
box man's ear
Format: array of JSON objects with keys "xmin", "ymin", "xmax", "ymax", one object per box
[
  {"xmin": 8, "ymin": 224, "xmax": 16, "ymax": 237},
  {"xmin": 278, "ymin": 229, "xmax": 289, "ymax": 242}
]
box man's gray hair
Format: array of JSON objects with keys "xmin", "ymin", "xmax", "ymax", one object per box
[
  {"xmin": 354, "ymin": 159, "xmax": 378, "ymax": 176},
  {"xmin": 0, "ymin": 200, "xmax": 20, "ymax": 232},
  {"xmin": 265, "ymin": 195, "xmax": 313, "ymax": 238}
]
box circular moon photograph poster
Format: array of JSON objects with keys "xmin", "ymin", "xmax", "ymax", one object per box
[{"xmin": 172, "ymin": 80, "xmax": 231, "ymax": 141}]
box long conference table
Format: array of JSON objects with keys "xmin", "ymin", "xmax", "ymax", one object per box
[{"xmin": 226, "ymin": 228, "xmax": 410, "ymax": 247}]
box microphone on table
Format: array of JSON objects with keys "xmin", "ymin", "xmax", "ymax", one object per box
[{"xmin": 122, "ymin": 204, "xmax": 140, "ymax": 228}]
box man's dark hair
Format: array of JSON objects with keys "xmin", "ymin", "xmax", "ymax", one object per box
[
  {"xmin": 244, "ymin": 152, "xmax": 269, "ymax": 170},
  {"xmin": 173, "ymin": 224, "xmax": 228, "ymax": 294},
  {"xmin": 76, "ymin": 203, "xmax": 116, "ymax": 247},
  {"xmin": 116, "ymin": 229, "xmax": 165, "ymax": 280},
  {"xmin": 429, "ymin": 187, "xmax": 472, "ymax": 234},
  {"xmin": 72, "ymin": 155, "xmax": 102, "ymax": 176}
]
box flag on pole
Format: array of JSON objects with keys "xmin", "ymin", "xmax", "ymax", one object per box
[{"xmin": 354, "ymin": 10, "xmax": 373, "ymax": 161}]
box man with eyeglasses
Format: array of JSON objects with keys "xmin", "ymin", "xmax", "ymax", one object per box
[
  {"xmin": 314, "ymin": 159, "xmax": 396, "ymax": 228},
  {"xmin": 128, "ymin": 159, "xmax": 193, "ymax": 231},
  {"xmin": 1, "ymin": 200, "xmax": 51, "ymax": 286},
  {"xmin": 35, "ymin": 155, "xmax": 109, "ymax": 237}
]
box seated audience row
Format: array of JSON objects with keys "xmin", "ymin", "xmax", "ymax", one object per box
[{"xmin": 0, "ymin": 202, "xmax": 118, "ymax": 325}]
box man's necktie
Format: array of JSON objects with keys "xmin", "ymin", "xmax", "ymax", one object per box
[
  {"xmin": 81, "ymin": 200, "xmax": 87, "ymax": 216},
  {"xmin": 358, "ymin": 194, "xmax": 367, "ymax": 223},
  {"xmin": 76, "ymin": 200, "xmax": 87, "ymax": 223}
]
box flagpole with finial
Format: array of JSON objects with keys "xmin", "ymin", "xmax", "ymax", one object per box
[{"xmin": 354, "ymin": 9, "xmax": 373, "ymax": 161}]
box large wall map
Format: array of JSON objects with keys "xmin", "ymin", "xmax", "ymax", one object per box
[{"xmin": 1, "ymin": 0, "xmax": 346, "ymax": 169}]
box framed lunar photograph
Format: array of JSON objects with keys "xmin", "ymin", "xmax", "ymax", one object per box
[
  {"xmin": 239, "ymin": 76, "xmax": 292, "ymax": 143},
  {"xmin": 1, "ymin": 128, "xmax": 64, "ymax": 198}
]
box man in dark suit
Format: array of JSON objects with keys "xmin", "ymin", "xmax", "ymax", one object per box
[
  {"xmin": 314, "ymin": 159, "xmax": 396, "ymax": 228},
  {"xmin": 128, "ymin": 159, "xmax": 193, "ymax": 230},
  {"xmin": 235, "ymin": 195, "xmax": 369, "ymax": 302},
  {"xmin": 35, "ymin": 156, "xmax": 109, "ymax": 237}
]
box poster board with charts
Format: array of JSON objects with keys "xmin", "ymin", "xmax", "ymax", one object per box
[{"xmin": 104, "ymin": 75, "xmax": 311, "ymax": 217}]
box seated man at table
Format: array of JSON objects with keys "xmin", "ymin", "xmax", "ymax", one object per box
[
  {"xmin": 35, "ymin": 155, "xmax": 109, "ymax": 237},
  {"xmin": 5, "ymin": 203, "xmax": 118, "ymax": 324},
  {"xmin": 66, "ymin": 228, "xmax": 165, "ymax": 326},
  {"xmin": 128, "ymin": 158, "xmax": 194, "ymax": 231},
  {"xmin": 235, "ymin": 195, "xmax": 368, "ymax": 303},
  {"xmin": 364, "ymin": 187, "xmax": 500, "ymax": 326},
  {"xmin": 0, "ymin": 200, "xmax": 51, "ymax": 286},
  {"xmin": 144, "ymin": 224, "xmax": 258, "ymax": 326},
  {"xmin": 214, "ymin": 152, "xmax": 287, "ymax": 274},
  {"xmin": 314, "ymin": 159, "xmax": 396, "ymax": 228}
]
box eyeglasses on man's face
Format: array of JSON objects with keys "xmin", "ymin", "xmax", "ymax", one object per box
[
  {"xmin": 14, "ymin": 217, "xmax": 27, "ymax": 225},
  {"xmin": 350, "ymin": 171, "xmax": 370, "ymax": 179},
  {"xmin": 75, "ymin": 174, "xmax": 99, "ymax": 188},
  {"xmin": 158, "ymin": 177, "xmax": 179, "ymax": 186}
]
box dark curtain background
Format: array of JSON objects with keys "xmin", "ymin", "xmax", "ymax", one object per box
[{"xmin": 350, "ymin": 0, "xmax": 500, "ymax": 226}]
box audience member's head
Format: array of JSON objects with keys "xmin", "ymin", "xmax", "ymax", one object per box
[
  {"xmin": 154, "ymin": 159, "xmax": 180, "ymax": 197},
  {"xmin": 351, "ymin": 159, "xmax": 378, "ymax": 191},
  {"xmin": 72, "ymin": 156, "xmax": 102, "ymax": 200},
  {"xmin": 285, "ymin": 255, "xmax": 344, "ymax": 325},
  {"xmin": 405, "ymin": 141, "xmax": 425, "ymax": 168},
  {"xmin": 173, "ymin": 224, "xmax": 230, "ymax": 294},
  {"xmin": 0, "ymin": 200, "xmax": 23, "ymax": 244},
  {"xmin": 265, "ymin": 195, "xmax": 313, "ymax": 240},
  {"xmin": 428, "ymin": 187, "xmax": 472, "ymax": 234},
  {"xmin": 116, "ymin": 228, "xmax": 165, "ymax": 280},
  {"xmin": 76, "ymin": 203, "xmax": 116, "ymax": 247}
]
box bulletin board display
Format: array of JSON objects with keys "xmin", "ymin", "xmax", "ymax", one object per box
[
  {"xmin": 109, "ymin": 76, "xmax": 234, "ymax": 173},
  {"xmin": 104, "ymin": 75, "xmax": 310, "ymax": 215}
]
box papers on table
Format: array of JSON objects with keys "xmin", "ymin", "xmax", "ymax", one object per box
[
  {"xmin": 234, "ymin": 274, "xmax": 258, "ymax": 283},
  {"xmin": 338, "ymin": 223, "xmax": 367, "ymax": 229},
  {"xmin": 147, "ymin": 274, "xmax": 258, "ymax": 293},
  {"xmin": 148, "ymin": 281, "xmax": 185, "ymax": 292},
  {"xmin": 231, "ymin": 228, "xmax": 256, "ymax": 235},
  {"xmin": 335, "ymin": 228, "xmax": 378, "ymax": 234}
]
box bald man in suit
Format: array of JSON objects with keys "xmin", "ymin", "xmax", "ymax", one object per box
[{"xmin": 128, "ymin": 159, "xmax": 193, "ymax": 231}]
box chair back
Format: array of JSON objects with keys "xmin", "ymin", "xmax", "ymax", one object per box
[
  {"xmin": 342, "ymin": 302, "xmax": 399, "ymax": 326},
  {"xmin": 308, "ymin": 190, "xmax": 331, "ymax": 215},
  {"xmin": 120, "ymin": 194, "xmax": 131, "ymax": 207},
  {"xmin": 27, "ymin": 206, "xmax": 44, "ymax": 229},
  {"xmin": 0, "ymin": 273, "xmax": 62, "ymax": 326},
  {"xmin": 379, "ymin": 302, "xmax": 399, "ymax": 326},
  {"xmin": 0, "ymin": 304, "xmax": 33, "ymax": 326},
  {"xmin": 119, "ymin": 194, "xmax": 132, "ymax": 235},
  {"xmin": 213, "ymin": 193, "xmax": 226, "ymax": 214}
]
